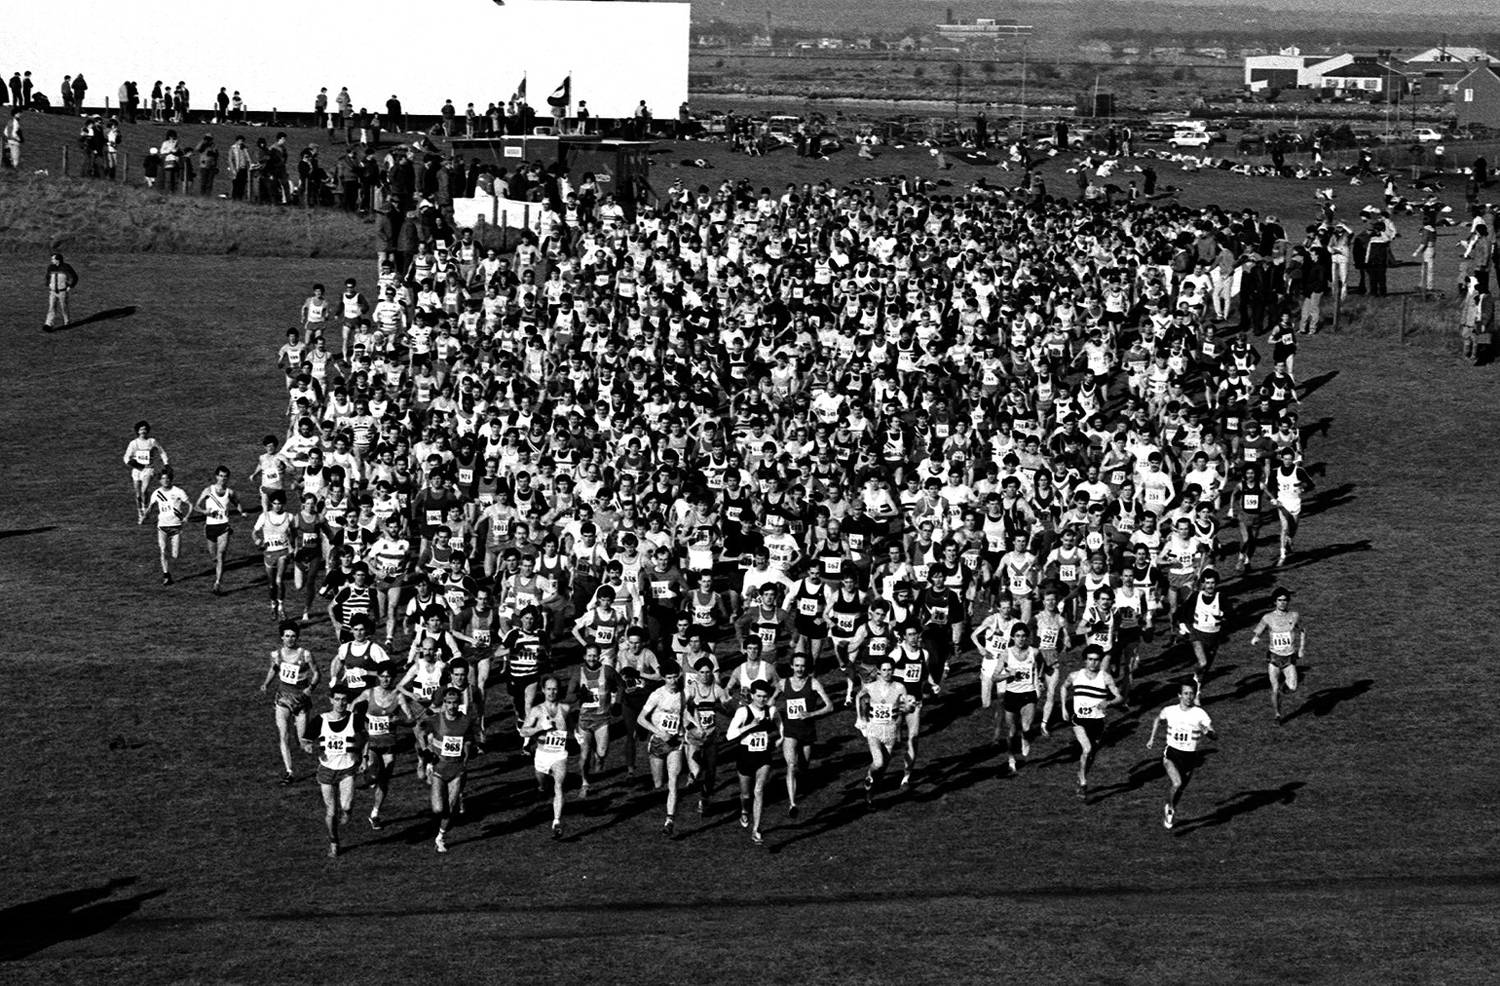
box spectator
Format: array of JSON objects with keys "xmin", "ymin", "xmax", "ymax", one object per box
[
  {"xmin": 61, "ymin": 74, "xmax": 74, "ymax": 114},
  {"xmin": 160, "ymin": 129, "xmax": 182, "ymax": 193},
  {"xmin": 3, "ymin": 108, "xmax": 21, "ymax": 169},
  {"xmin": 197, "ymin": 134, "xmax": 219, "ymax": 196},
  {"xmin": 142, "ymin": 145, "xmax": 161, "ymax": 188},
  {"xmin": 228, "ymin": 134, "xmax": 251, "ymax": 201},
  {"xmin": 216, "ymin": 87, "xmax": 229, "ymax": 123},
  {"xmin": 72, "ymin": 73, "xmax": 87, "ymax": 112}
]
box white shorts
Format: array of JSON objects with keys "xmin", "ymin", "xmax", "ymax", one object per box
[
  {"xmin": 1277, "ymin": 496, "xmax": 1302, "ymax": 518},
  {"xmin": 534, "ymin": 748, "xmax": 568, "ymax": 774},
  {"xmin": 132, "ymin": 466, "xmax": 155, "ymax": 485}
]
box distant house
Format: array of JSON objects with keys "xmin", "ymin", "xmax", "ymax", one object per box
[
  {"xmin": 1407, "ymin": 46, "xmax": 1499, "ymax": 66},
  {"xmin": 1319, "ymin": 57, "xmax": 1409, "ymax": 98},
  {"xmin": 1456, "ymin": 65, "xmax": 1500, "ymax": 127},
  {"xmin": 1406, "ymin": 47, "xmax": 1500, "ymax": 95},
  {"xmin": 1195, "ymin": 47, "xmax": 1228, "ymax": 60},
  {"xmin": 1243, "ymin": 47, "xmax": 1351, "ymax": 91}
]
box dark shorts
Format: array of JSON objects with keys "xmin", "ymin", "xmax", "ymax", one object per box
[
  {"xmin": 275, "ymin": 691, "xmax": 311, "ymax": 715},
  {"xmin": 205, "ymin": 523, "xmax": 230, "ymax": 543},
  {"xmin": 648, "ymin": 735, "xmax": 685, "ymax": 759},
  {"xmin": 1164, "ymin": 746, "xmax": 1202, "ymax": 773},
  {"xmin": 1189, "ymin": 629, "xmax": 1221, "ymax": 647},
  {"xmin": 433, "ymin": 757, "xmax": 466, "ymax": 782},
  {"xmin": 316, "ymin": 764, "xmax": 355, "ymax": 785},
  {"xmin": 1268, "ymin": 651, "xmax": 1297, "ymax": 670},
  {"xmin": 1002, "ymin": 689, "xmax": 1036, "ymax": 714},
  {"xmin": 781, "ymin": 720, "xmax": 816, "ymax": 746},
  {"xmin": 794, "ymin": 618, "xmax": 827, "ymax": 639},
  {"xmin": 1074, "ymin": 717, "xmax": 1105, "ymax": 744},
  {"xmin": 736, "ymin": 748, "xmax": 773, "ymax": 776}
]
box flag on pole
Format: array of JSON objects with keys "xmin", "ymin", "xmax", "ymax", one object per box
[
  {"xmin": 547, "ymin": 76, "xmax": 571, "ymax": 108},
  {"xmin": 513, "ymin": 76, "xmax": 526, "ymax": 102}
]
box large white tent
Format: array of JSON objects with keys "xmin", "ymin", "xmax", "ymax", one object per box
[{"xmin": 3, "ymin": 0, "xmax": 689, "ymax": 119}]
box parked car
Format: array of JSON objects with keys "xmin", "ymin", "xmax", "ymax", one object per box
[
  {"xmin": 1411, "ymin": 127, "xmax": 1443, "ymax": 143},
  {"xmin": 1170, "ymin": 128, "xmax": 1212, "ymax": 150}
]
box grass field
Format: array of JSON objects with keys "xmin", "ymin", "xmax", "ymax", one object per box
[{"xmin": 1, "ymin": 129, "xmax": 1497, "ymax": 984}]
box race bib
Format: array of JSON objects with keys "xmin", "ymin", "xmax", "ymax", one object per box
[
  {"xmin": 871, "ymin": 703, "xmax": 894, "ymax": 722},
  {"xmin": 798, "ymin": 597, "xmax": 820, "ymax": 616},
  {"xmin": 901, "ymin": 663, "xmax": 922, "ymax": 683},
  {"xmin": 439, "ymin": 734, "xmax": 465, "ymax": 758},
  {"xmin": 1243, "ymin": 493, "xmax": 1261, "ymax": 511},
  {"xmin": 745, "ymin": 731, "xmax": 769, "ymax": 751},
  {"xmin": 367, "ymin": 715, "xmax": 391, "ymax": 737},
  {"xmin": 1270, "ymin": 631, "xmax": 1294, "ymax": 652},
  {"xmin": 659, "ymin": 712, "xmax": 681, "ymax": 733},
  {"xmin": 278, "ymin": 662, "xmax": 302, "ymax": 685},
  {"xmin": 541, "ymin": 730, "xmax": 568, "ymax": 751},
  {"xmin": 785, "ymin": 698, "xmax": 807, "ymax": 720}
]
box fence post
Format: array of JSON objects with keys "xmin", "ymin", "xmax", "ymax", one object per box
[
  {"xmin": 1400, "ymin": 295, "xmax": 1409, "ymax": 343},
  {"xmin": 492, "ymin": 194, "xmax": 498, "ymax": 226},
  {"xmin": 62, "ymin": 145, "xmax": 69, "ymax": 176}
]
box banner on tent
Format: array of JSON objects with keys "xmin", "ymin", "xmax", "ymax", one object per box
[{"xmin": 452, "ymin": 194, "xmax": 547, "ymax": 233}]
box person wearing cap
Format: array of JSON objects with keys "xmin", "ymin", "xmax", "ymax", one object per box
[
  {"xmin": 299, "ymin": 683, "xmax": 367, "ymax": 858},
  {"xmin": 1249, "ymin": 587, "xmax": 1306, "ymax": 724}
]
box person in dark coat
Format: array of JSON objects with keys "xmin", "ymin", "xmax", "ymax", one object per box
[{"xmin": 1238, "ymin": 253, "xmax": 1271, "ymax": 335}]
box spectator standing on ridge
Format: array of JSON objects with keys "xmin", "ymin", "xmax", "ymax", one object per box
[
  {"xmin": 8, "ymin": 73, "xmax": 21, "ymax": 107},
  {"xmin": 216, "ymin": 87, "xmax": 229, "ymax": 123},
  {"xmin": 61, "ymin": 75, "xmax": 74, "ymax": 114},
  {"xmin": 73, "ymin": 73, "xmax": 87, "ymax": 111}
]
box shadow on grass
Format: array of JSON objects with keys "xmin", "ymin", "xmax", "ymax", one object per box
[
  {"xmin": 1301, "ymin": 483, "xmax": 1358, "ymax": 518},
  {"xmin": 0, "ymin": 526, "xmax": 56, "ymax": 540},
  {"xmin": 42, "ymin": 306, "xmax": 138, "ymax": 333},
  {"xmin": 1297, "ymin": 370, "xmax": 1339, "ymax": 399},
  {"xmin": 0, "ymin": 877, "xmax": 166, "ymax": 961},
  {"xmin": 1283, "ymin": 538, "xmax": 1373, "ymax": 569},
  {"xmin": 1174, "ymin": 781, "xmax": 1305, "ymax": 835},
  {"xmin": 1285, "ymin": 679, "xmax": 1375, "ymax": 723}
]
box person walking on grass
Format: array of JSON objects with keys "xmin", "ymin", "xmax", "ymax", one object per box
[{"xmin": 44, "ymin": 252, "xmax": 78, "ymax": 331}]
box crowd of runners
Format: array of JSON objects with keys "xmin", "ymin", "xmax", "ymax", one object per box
[{"xmin": 127, "ymin": 173, "xmax": 1325, "ymax": 857}]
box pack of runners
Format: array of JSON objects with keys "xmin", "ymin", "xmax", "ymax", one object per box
[{"xmin": 133, "ymin": 176, "xmax": 1326, "ymax": 856}]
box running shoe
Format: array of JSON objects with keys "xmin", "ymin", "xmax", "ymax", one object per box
[
  {"xmin": 328, "ymin": 842, "xmax": 338, "ymax": 859},
  {"xmin": 368, "ymin": 812, "xmax": 383, "ymax": 831},
  {"xmin": 1076, "ymin": 782, "xmax": 1087, "ymax": 800},
  {"xmin": 787, "ymin": 803, "xmax": 799, "ymax": 819},
  {"xmin": 1163, "ymin": 804, "xmax": 1175, "ymax": 829},
  {"xmin": 435, "ymin": 834, "xmax": 448, "ymax": 853},
  {"xmin": 279, "ymin": 770, "xmax": 293, "ymax": 786},
  {"xmin": 864, "ymin": 774, "xmax": 875, "ymax": 806},
  {"xmin": 162, "ymin": 573, "xmax": 173, "ymax": 586},
  {"xmin": 740, "ymin": 811, "xmax": 750, "ymax": 829},
  {"xmin": 698, "ymin": 797, "xmax": 707, "ymax": 816},
  {"xmin": 551, "ymin": 820, "xmax": 563, "ymax": 840},
  {"xmin": 900, "ymin": 771, "xmax": 912, "ymax": 790},
  {"xmin": 751, "ymin": 830, "xmax": 763, "ymax": 845},
  {"xmin": 663, "ymin": 817, "xmax": 675, "ymax": 837}
]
